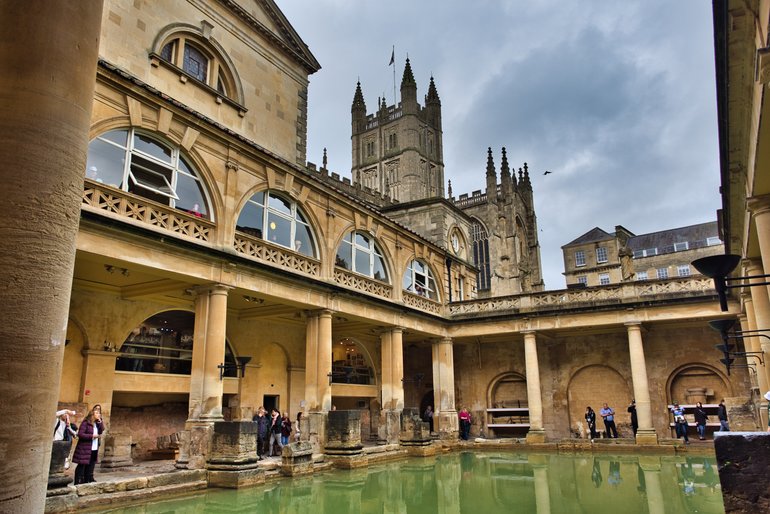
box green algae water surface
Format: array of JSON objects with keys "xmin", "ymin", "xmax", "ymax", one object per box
[{"xmin": 106, "ymin": 452, "xmax": 724, "ymax": 513}]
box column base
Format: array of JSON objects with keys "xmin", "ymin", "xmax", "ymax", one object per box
[
  {"xmin": 634, "ymin": 429, "xmax": 658, "ymax": 445},
  {"xmin": 436, "ymin": 411, "xmax": 458, "ymax": 438},
  {"xmin": 526, "ymin": 429, "xmax": 547, "ymax": 444}
]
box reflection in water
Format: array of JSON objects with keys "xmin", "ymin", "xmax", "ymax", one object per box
[{"xmin": 110, "ymin": 453, "xmax": 724, "ymax": 514}]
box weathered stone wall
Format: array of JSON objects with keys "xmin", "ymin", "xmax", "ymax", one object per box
[
  {"xmin": 110, "ymin": 403, "xmax": 188, "ymax": 460},
  {"xmin": 714, "ymin": 433, "xmax": 770, "ymax": 512}
]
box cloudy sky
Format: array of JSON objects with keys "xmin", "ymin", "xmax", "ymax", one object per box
[{"xmin": 279, "ymin": 1, "xmax": 720, "ymax": 290}]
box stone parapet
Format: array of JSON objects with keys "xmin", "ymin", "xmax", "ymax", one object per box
[
  {"xmin": 714, "ymin": 432, "xmax": 770, "ymax": 513},
  {"xmin": 280, "ymin": 441, "xmax": 314, "ymax": 476},
  {"xmin": 101, "ymin": 433, "xmax": 133, "ymax": 469}
]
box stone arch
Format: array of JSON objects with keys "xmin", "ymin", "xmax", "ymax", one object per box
[
  {"xmin": 61, "ymin": 317, "xmax": 88, "ymax": 403},
  {"xmin": 666, "ymin": 363, "xmax": 732, "ymax": 405},
  {"xmin": 401, "ymin": 254, "xmax": 443, "ymax": 301},
  {"xmin": 567, "ymin": 365, "xmax": 631, "ymax": 437},
  {"xmin": 486, "ymin": 371, "xmax": 528, "ymax": 408},
  {"xmin": 331, "ymin": 336, "xmax": 377, "ymax": 386},
  {"xmin": 331, "ymin": 225, "xmax": 394, "ymax": 287}
]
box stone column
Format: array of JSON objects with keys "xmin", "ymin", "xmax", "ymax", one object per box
[
  {"xmin": 523, "ymin": 331, "xmax": 546, "ymax": 443},
  {"xmin": 317, "ymin": 310, "xmax": 333, "ymax": 412},
  {"xmin": 304, "ymin": 313, "xmax": 319, "ymax": 410},
  {"xmin": 201, "ymin": 285, "xmax": 230, "ymax": 421},
  {"xmin": 380, "ymin": 328, "xmax": 404, "ymax": 443},
  {"xmin": 0, "ymin": 2, "xmax": 103, "ymax": 512},
  {"xmin": 625, "ymin": 322, "xmax": 657, "ymax": 444},
  {"xmin": 432, "ymin": 337, "xmax": 458, "ymax": 436},
  {"xmin": 742, "ymin": 294, "xmax": 769, "ymax": 428},
  {"xmin": 748, "ymin": 195, "xmax": 770, "ymax": 303},
  {"xmin": 304, "ymin": 310, "xmax": 332, "ymax": 452},
  {"xmin": 744, "ymin": 259, "xmax": 770, "ymax": 392}
]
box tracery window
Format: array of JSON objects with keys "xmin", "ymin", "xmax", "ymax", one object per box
[
  {"xmin": 85, "ymin": 128, "xmax": 210, "ymax": 219},
  {"xmin": 236, "ymin": 190, "xmax": 317, "ymax": 258},
  {"xmin": 335, "ymin": 231, "xmax": 389, "ymax": 282},
  {"xmin": 471, "ymin": 220, "xmax": 491, "ymax": 291},
  {"xmin": 402, "ymin": 259, "xmax": 439, "ymax": 300}
]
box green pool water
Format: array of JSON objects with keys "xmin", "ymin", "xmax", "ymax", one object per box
[{"xmin": 105, "ymin": 452, "xmax": 724, "ymax": 513}]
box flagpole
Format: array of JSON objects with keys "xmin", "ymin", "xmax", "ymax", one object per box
[{"xmin": 391, "ymin": 45, "xmax": 396, "ymax": 108}]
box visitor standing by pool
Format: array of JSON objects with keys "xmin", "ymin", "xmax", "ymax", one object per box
[
  {"xmin": 694, "ymin": 402, "xmax": 709, "ymax": 440},
  {"xmin": 280, "ymin": 412, "xmax": 292, "ymax": 446},
  {"xmin": 458, "ymin": 408, "xmax": 472, "ymax": 440},
  {"xmin": 423, "ymin": 405, "xmax": 434, "ymax": 433},
  {"xmin": 627, "ymin": 400, "xmax": 638, "ymax": 436},
  {"xmin": 585, "ymin": 406, "xmax": 598, "ymax": 440},
  {"xmin": 717, "ymin": 399, "xmax": 729, "ymax": 431},
  {"xmin": 600, "ymin": 403, "xmax": 618, "ymax": 438},
  {"xmin": 252, "ymin": 406, "xmax": 268, "ymax": 460},
  {"xmin": 671, "ymin": 402, "xmax": 689, "ymax": 444},
  {"xmin": 73, "ymin": 404, "xmax": 104, "ymax": 485},
  {"xmin": 269, "ymin": 409, "xmax": 283, "ymax": 456}
]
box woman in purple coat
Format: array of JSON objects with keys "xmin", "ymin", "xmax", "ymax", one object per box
[{"xmin": 73, "ymin": 404, "xmax": 104, "ymax": 485}]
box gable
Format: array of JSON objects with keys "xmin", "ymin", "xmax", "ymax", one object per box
[
  {"xmin": 563, "ymin": 227, "xmax": 613, "ymax": 247},
  {"xmin": 219, "ymin": 0, "xmax": 321, "ymax": 73}
]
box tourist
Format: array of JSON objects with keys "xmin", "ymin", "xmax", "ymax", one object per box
[
  {"xmin": 670, "ymin": 402, "xmax": 689, "ymax": 444},
  {"xmin": 53, "ymin": 409, "xmax": 77, "ymax": 442},
  {"xmin": 458, "ymin": 407, "xmax": 472, "ymax": 440},
  {"xmin": 694, "ymin": 402, "xmax": 709, "ymax": 440},
  {"xmin": 423, "ymin": 405, "xmax": 434, "ymax": 433},
  {"xmin": 73, "ymin": 404, "xmax": 104, "ymax": 485},
  {"xmin": 717, "ymin": 399, "xmax": 729, "ymax": 431},
  {"xmin": 761, "ymin": 391, "xmax": 770, "ymax": 432},
  {"xmin": 599, "ymin": 403, "xmax": 618, "ymax": 438},
  {"xmin": 280, "ymin": 412, "xmax": 292, "ymax": 446},
  {"xmin": 585, "ymin": 406, "xmax": 598, "ymax": 440},
  {"xmin": 627, "ymin": 400, "xmax": 638, "ymax": 436},
  {"xmin": 295, "ymin": 412, "xmax": 302, "ymax": 442},
  {"xmin": 268, "ymin": 409, "xmax": 283, "ymax": 456},
  {"xmin": 252, "ymin": 406, "xmax": 268, "ymax": 460}
]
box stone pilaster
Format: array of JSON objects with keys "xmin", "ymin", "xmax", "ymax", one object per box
[
  {"xmin": 304, "ymin": 310, "xmax": 333, "ymax": 413},
  {"xmin": 523, "ymin": 331, "xmax": 545, "ymax": 443},
  {"xmin": 432, "ymin": 337, "xmax": 458, "ymax": 437},
  {"xmin": 747, "ymin": 195, "xmax": 770, "ymax": 304},
  {"xmin": 625, "ymin": 322, "xmax": 658, "ymax": 444},
  {"xmin": 744, "ymin": 260, "xmax": 770, "ymax": 392},
  {"xmin": 380, "ymin": 328, "xmax": 404, "ymax": 443}
]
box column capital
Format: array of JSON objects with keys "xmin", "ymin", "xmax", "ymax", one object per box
[
  {"xmin": 306, "ymin": 308, "xmax": 334, "ymax": 319},
  {"xmin": 192, "ymin": 283, "xmax": 233, "ymax": 296},
  {"xmin": 747, "ymin": 194, "xmax": 770, "ymax": 216},
  {"xmin": 742, "ymin": 258, "xmax": 763, "ymax": 275},
  {"xmin": 435, "ymin": 336, "xmax": 452, "ymax": 345},
  {"xmin": 624, "ymin": 321, "xmax": 643, "ymax": 329},
  {"xmin": 521, "ymin": 330, "xmax": 537, "ymax": 335}
]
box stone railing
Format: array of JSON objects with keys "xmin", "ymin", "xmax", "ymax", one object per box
[
  {"xmin": 82, "ymin": 181, "xmax": 214, "ymax": 243},
  {"xmin": 402, "ymin": 291, "xmax": 443, "ymax": 315},
  {"xmin": 234, "ymin": 232, "xmax": 320, "ymax": 277},
  {"xmin": 448, "ymin": 277, "xmax": 716, "ymax": 317},
  {"xmin": 334, "ymin": 268, "xmax": 393, "ymax": 298}
]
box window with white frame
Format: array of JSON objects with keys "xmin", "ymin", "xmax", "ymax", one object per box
[
  {"xmin": 633, "ymin": 248, "xmax": 658, "ymax": 258},
  {"xmin": 577, "ymin": 276, "xmax": 588, "ymax": 286},
  {"xmin": 454, "ymin": 275, "xmax": 464, "ymax": 301},
  {"xmin": 677, "ymin": 265, "xmax": 691, "ymax": 277},
  {"xmin": 575, "ymin": 250, "xmax": 586, "ymax": 267},
  {"xmin": 706, "ymin": 236, "xmax": 722, "ymax": 246},
  {"xmin": 596, "ymin": 247, "xmax": 608, "ymax": 264},
  {"xmin": 656, "ymin": 268, "xmax": 669, "ymax": 279},
  {"xmin": 335, "ymin": 231, "xmax": 389, "ymax": 282},
  {"xmin": 158, "ymin": 36, "xmax": 235, "ymax": 98},
  {"xmin": 636, "ymin": 271, "xmax": 648, "ymax": 281},
  {"xmin": 236, "ymin": 190, "xmax": 317, "ymax": 257},
  {"xmin": 85, "ymin": 128, "xmax": 210, "ymax": 219},
  {"xmin": 402, "ymin": 259, "xmax": 439, "ymax": 300},
  {"xmin": 674, "ymin": 242, "xmax": 689, "ymax": 252},
  {"xmin": 598, "ymin": 273, "xmax": 610, "ymax": 285}
]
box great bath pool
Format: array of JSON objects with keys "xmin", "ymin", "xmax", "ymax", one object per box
[{"xmin": 105, "ymin": 452, "xmax": 724, "ymax": 513}]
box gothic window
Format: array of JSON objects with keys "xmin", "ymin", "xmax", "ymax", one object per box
[
  {"xmin": 402, "ymin": 259, "xmax": 439, "ymax": 300},
  {"xmin": 471, "ymin": 220, "xmax": 491, "ymax": 291},
  {"xmin": 236, "ymin": 190, "xmax": 317, "ymax": 257},
  {"xmin": 85, "ymin": 128, "xmax": 210, "ymax": 219},
  {"xmin": 388, "ymin": 133, "xmax": 398, "ymax": 150},
  {"xmin": 335, "ymin": 231, "xmax": 389, "ymax": 283}
]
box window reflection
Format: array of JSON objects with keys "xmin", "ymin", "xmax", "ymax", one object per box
[{"xmin": 335, "ymin": 231, "xmax": 389, "ymax": 283}]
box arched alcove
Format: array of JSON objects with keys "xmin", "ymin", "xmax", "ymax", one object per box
[
  {"xmin": 667, "ymin": 364, "xmax": 731, "ymax": 405},
  {"xmin": 567, "ymin": 365, "xmax": 631, "ymax": 437}
]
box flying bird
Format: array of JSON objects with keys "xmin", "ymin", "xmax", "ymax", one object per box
[{"xmin": 543, "ymin": 170, "xmax": 552, "ymax": 175}]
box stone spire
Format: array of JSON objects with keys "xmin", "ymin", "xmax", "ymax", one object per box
[
  {"xmin": 447, "ymin": 179, "xmax": 453, "ymax": 199},
  {"xmin": 400, "ymin": 57, "xmax": 417, "ymax": 113},
  {"xmin": 322, "ymin": 147, "xmax": 328, "ymax": 170},
  {"xmin": 426, "ymin": 76, "xmax": 440, "ymax": 104},
  {"xmin": 351, "ymin": 81, "xmax": 366, "ymax": 133},
  {"xmin": 500, "ymin": 147, "xmax": 512, "ymax": 197},
  {"xmin": 425, "ymin": 75, "xmax": 441, "ymax": 128},
  {"xmin": 486, "ymin": 147, "xmax": 497, "ymax": 203}
]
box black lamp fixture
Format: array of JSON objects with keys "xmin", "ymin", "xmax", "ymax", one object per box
[
  {"xmin": 707, "ymin": 319, "xmax": 765, "ymax": 375},
  {"xmin": 691, "ymin": 254, "xmax": 770, "ymax": 311},
  {"xmin": 218, "ymin": 355, "xmax": 252, "ymax": 380}
]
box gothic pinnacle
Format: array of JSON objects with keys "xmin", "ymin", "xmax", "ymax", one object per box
[
  {"xmin": 401, "ymin": 57, "xmax": 416, "ymax": 88},
  {"xmin": 486, "ymin": 147, "xmax": 495, "ymax": 176}
]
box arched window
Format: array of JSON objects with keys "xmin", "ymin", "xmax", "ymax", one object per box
[
  {"xmin": 236, "ymin": 190, "xmax": 317, "ymax": 258},
  {"xmin": 116, "ymin": 310, "xmax": 237, "ymax": 376},
  {"xmin": 471, "ymin": 220, "xmax": 491, "ymax": 291},
  {"xmin": 85, "ymin": 129, "xmax": 211, "ymax": 219},
  {"xmin": 158, "ymin": 35, "xmax": 235, "ymax": 98},
  {"xmin": 331, "ymin": 338, "xmax": 374, "ymax": 385},
  {"xmin": 335, "ymin": 231, "xmax": 389, "ymax": 282},
  {"xmin": 403, "ymin": 259, "xmax": 439, "ymax": 300}
]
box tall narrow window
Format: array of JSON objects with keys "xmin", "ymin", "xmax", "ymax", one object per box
[
  {"xmin": 575, "ymin": 250, "xmax": 586, "ymax": 267},
  {"xmin": 471, "ymin": 220, "xmax": 491, "ymax": 291},
  {"xmin": 596, "ymin": 247, "xmax": 608, "ymax": 264}
]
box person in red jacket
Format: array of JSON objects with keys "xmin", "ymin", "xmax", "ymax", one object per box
[
  {"xmin": 459, "ymin": 408, "xmax": 472, "ymax": 440},
  {"xmin": 72, "ymin": 405, "xmax": 105, "ymax": 485}
]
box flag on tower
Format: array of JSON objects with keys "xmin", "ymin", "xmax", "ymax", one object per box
[{"xmin": 388, "ymin": 46, "xmax": 394, "ymax": 66}]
